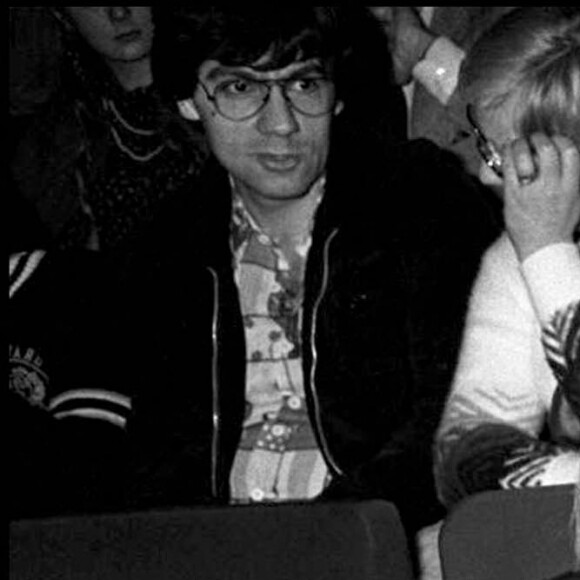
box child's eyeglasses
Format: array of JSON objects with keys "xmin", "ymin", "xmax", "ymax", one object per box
[{"xmin": 466, "ymin": 104, "xmax": 504, "ymax": 178}]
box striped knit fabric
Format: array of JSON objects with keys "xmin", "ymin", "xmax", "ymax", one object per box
[
  {"xmin": 435, "ymin": 236, "xmax": 580, "ymax": 507},
  {"xmin": 547, "ymin": 302, "xmax": 580, "ymax": 444}
]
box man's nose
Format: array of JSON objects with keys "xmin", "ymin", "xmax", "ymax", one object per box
[
  {"xmin": 107, "ymin": 7, "xmax": 132, "ymax": 23},
  {"xmin": 256, "ymin": 86, "xmax": 299, "ymax": 136}
]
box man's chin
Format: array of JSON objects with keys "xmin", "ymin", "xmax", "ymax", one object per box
[
  {"xmin": 236, "ymin": 173, "xmax": 317, "ymax": 203},
  {"xmin": 253, "ymin": 186, "xmax": 312, "ymax": 204}
]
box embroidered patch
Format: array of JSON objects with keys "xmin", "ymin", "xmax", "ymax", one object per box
[{"xmin": 9, "ymin": 345, "xmax": 49, "ymax": 409}]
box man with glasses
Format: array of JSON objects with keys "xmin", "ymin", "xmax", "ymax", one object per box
[{"xmin": 126, "ymin": 7, "xmax": 499, "ymax": 551}]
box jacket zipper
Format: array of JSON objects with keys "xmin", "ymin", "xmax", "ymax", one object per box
[
  {"xmin": 309, "ymin": 227, "xmax": 344, "ymax": 477},
  {"xmin": 207, "ymin": 266, "xmax": 221, "ymax": 498}
]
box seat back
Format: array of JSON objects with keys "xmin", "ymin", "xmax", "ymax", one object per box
[
  {"xmin": 440, "ymin": 485, "xmax": 578, "ymax": 580},
  {"xmin": 10, "ymin": 500, "xmax": 414, "ymax": 580}
]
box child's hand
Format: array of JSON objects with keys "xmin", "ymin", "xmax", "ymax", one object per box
[{"xmin": 503, "ymin": 133, "xmax": 580, "ymax": 262}]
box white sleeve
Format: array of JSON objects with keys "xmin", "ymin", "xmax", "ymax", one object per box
[
  {"xmin": 436, "ymin": 238, "xmax": 580, "ymax": 503},
  {"xmin": 412, "ymin": 36, "xmax": 465, "ymax": 105},
  {"xmin": 520, "ymin": 242, "xmax": 580, "ymax": 324},
  {"xmin": 438, "ymin": 238, "xmax": 551, "ymax": 441}
]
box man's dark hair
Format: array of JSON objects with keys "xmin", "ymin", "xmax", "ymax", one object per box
[
  {"xmin": 152, "ymin": 7, "xmax": 355, "ymax": 101},
  {"xmin": 152, "ymin": 7, "xmax": 407, "ymax": 148}
]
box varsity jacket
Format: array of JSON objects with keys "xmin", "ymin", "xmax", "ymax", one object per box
[
  {"xmin": 9, "ymin": 249, "xmax": 133, "ymax": 518},
  {"xmin": 125, "ymin": 138, "xmax": 501, "ymax": 533}
]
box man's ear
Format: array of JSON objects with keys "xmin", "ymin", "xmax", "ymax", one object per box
[
  {"xmin": 178, "ymin": 99, "xmax": 200, "ymax": 121},
  {"xmin": 334, "ymin": 100, "xmax": 344, "ymax": 116}
]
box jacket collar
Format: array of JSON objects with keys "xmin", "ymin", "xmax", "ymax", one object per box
[{"xmin": 187, "ymin": 137, "xmax": 425, "ymax": 262}]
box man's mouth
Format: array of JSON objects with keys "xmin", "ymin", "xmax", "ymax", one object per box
[
  {"xmin": 115, "ymin": 30, "xmax": 142, "ymax": 43},
  {"xmin": 256, "ymin": 154, "xmax": 301, "ymax": 172}
]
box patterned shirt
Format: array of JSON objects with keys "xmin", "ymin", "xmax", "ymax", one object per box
[{"xmin": 228, "ymin": 180, "xmax": 332, "ymax": 503}]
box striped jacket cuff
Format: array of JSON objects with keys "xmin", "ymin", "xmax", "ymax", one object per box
[
  {"xmin": 9, "ymin": 250, "xmax": 47, "ymax": 299},
  {"xmin": 49, "ymin": 389, "xmax": 132, "ymax": 429}
]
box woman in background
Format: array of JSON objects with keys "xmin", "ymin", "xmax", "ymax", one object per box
[{"xmin": 10, "ymin": 7, "xmax": 207, "ymax": 256}]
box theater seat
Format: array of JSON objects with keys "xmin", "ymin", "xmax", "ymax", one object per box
[
  {"xmin": 10, "ymin": 500, "xmax": 414, "ymax": 580},
  {"xmin": 439, "ymin": 485, "xmax": 578, "ymax": 580}
]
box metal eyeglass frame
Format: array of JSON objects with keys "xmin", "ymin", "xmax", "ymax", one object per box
[
  {"xmin": 466, "ymin": 104, "xmax": 504, "ymax": 178},
  {"xmin": 197, "ymin": 77, "xmax": 336, "ymax": 122}
]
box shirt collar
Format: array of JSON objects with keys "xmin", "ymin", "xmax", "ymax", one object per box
[{"xmin": 229, "ymin": 175, "xmax": 326, "ymax": 248}]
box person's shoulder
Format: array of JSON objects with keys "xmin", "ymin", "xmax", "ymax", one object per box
[
  {"xmin": 367, "ymin": 139, "xmax": 498, "ymax": 228},
  {"xmin": 387, "ymin": 138, "xmax": 477, "ymax": 196},
  {"xmin": 10, "ymin": 248, "xmax": 121, "ymax": 305},
  {"xmin": 329, "ymin": 137, "xmax": 499, "ymax": 243},
  {"xmin": 349, "ymin": 138, "xmax": 477, "ymax": 205},
  {"xmin": 331, "ymin": 137, "xmax": 459, "ymax": 205},
  {"xmin": 386, "ymin": 137, "xmax": 457, "ymax": 168},
  {"xmin": 123, "ymin": 155, "xmax": 231, "ymax": 272}
]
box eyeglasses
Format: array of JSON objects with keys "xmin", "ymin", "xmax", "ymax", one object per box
[
  {"xmin": 198, "ymin": 75, "xmax": 336, "ymax": 122},
  {"xmin": 466, "ymin": 104, "xmax": 504, "ymax": 178}
]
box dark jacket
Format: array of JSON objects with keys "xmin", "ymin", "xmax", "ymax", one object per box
[
  {"xmin": 9, "ymin": 250, "xmax": 133, "ymax": 519},
  {"xmin": 125, "ymin": 138, "xmax": 500, "ymax": 533}
]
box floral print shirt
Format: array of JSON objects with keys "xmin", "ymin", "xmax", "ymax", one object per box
[{"xmin": 229, "ymin": 180, "xmax": 331, "ymax": 502}]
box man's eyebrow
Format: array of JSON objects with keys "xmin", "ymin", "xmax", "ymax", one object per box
[
  {"xmin": 204, "ymin": 67, "xmax": 242, "ymax": 82},
  {"xmin": 284, "ymin": 62, "xmax": 327, "ymax": 78},
  {"xmin": 204, "ymin": 61, "xmax": 327, "ymax": 83}
]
